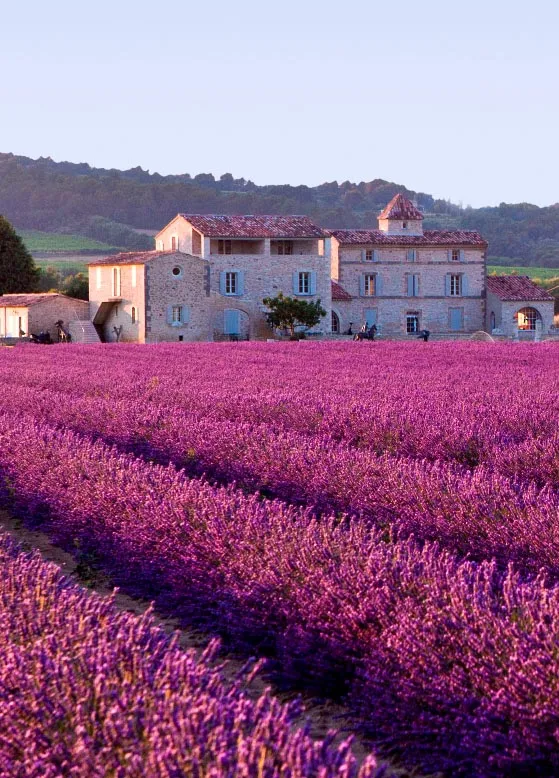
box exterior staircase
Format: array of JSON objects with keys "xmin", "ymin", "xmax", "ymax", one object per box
[{"xmin": 69, "ymin": 320, "xmax": 101, "ymax": 344}]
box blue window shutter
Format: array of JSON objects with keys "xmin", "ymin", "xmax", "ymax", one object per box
[
  {"xmin": 310, "ymin": 271, "xmax": 317, "ymax": 295},
  {"xmin": 414, "ymin": 274, "xmax": 419, "ymax": 296},
  {"xmin": 293, "ymin": 272, "xmax": 299, "ymax": 294},
  {"xmin": 447, "ymin": 249, "xmax": 452, "ymax": 262},
  {"xmin": 365, "ymin": 308, "xmax": 377, "ymax": 327},
  {"xmin": 407, "ymin": 274, "xmax": 413, "ymax": 296},
  {"xmin": 373, "ymin": 249, "xmax": 379, "ymax": 262},
  {"xmin": 219, "ymin": 271, "xmax": 226, "ymax": 295},
  {"xmin": 166, "ymin": 305, "xmax": 173, "ymax": 325},
  {"xmin": 376, "ymin": 274, "xmax": 383, "ymax": 296},
  {"xmin": 461, "ymin": 275, "xmax": 468, "ymax": 296},
  {"xmin": 361, "ymin": 249, "xmax": 366, "ymax": 262},
  {"xmin": 182, "ymin": 306, "xmax": 190, "ymax": 324},
  {"xmin": 237, "ymin": 271, "xmax": 245, "ymax": 296},
  {"xmin": 445, "ymin": 274, "xmax": 451, "ymax": 296},
  {"xmin": 359, "ymin": 275, "xmax": 365, "ymax": 296},
  {"xmin": 459, "ymin": 249, "xmax": 465, "ymax": 262}
]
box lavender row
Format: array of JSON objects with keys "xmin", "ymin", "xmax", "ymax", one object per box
[
  {"xmin": 1, "ymin": 415, "xmax": 559, "ymax": 775},
  {"xmin": 4, "ymin": 380, "xmax": 559, "ymax": 578},
  {"xmin": 0, "ymin": 531, "xmax": 386, "ymax": 778},
  {"xmin": 3, "ymin": 341, "xmax": 559, "ymax": 484}
]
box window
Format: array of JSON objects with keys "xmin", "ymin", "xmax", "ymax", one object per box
[
  {"xmin": 171, "ymin": 305, "xmax": 183, "ymax": 324},
  {"xmin": 218, "ymin": 240, "xmax": 232, "ymax": 255},
  {"xmin": 407, "ymin": 274, "xmax": 420, "ymax": 296},
  {"xmin": 225, "ymin": 271, "xmax": 238, "ymax": 295},
  {"xmin": 131, "ymin": 266, "xmax": 137, "ymax": 287},
  {"xmin": 131, "ymin": 307, "xmax": 136, "ymax": 324},
  {"xmin": 407, "ymin": 249, "xmax": 417, "ymax": 262},
  {"xmin": 112, "ymin": 267, "xmax": 121, "ymax": 297},
  {"xmin": 403, "ymin": 221, "xmax": 408, "ymax": 230},
  {"xmin": 364, "ymin": 274, "xmax": 376, "ymax": 296},
  {"xmin": 96, "ymin": 267, "xmax": 101, "ymax": 290},
  {"xmin": 451, "ymin": 249, "xmax": 460, "ymax": 262},
  {"xmin": 277, "ymin": 240, "xmax": 293, "ymax": 255},
  {"xmin": 172, "ymin": 266, "xmax": 183, "ymax": 278},
  {"xmin": 331, "ymin": 311, "xmax": 340, "ymax": 333},
  {"xmin": 171, "ymin": 236, "xmax": 177, "ymax": 251},
  {"xmin": 516, "ymin": 307, "xmax": 540, "ymax": 331},
  {"xmin": 406, "ymin": 313, "xmax": 420, "ymax": 333},
  {"xmin": 298, "ymin": 272, "xmax": 310, "ymax": 295},
  {"xmin": 450, "ymin": 274, "xmax": 461, "ymax": 296},
  {"xmin": 365, "ymin": 249, "xmax": 373, "ymax": 262}
]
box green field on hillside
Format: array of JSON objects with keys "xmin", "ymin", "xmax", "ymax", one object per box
[
  {"xmin": 487, "ymin": 265, "xmax": 559, "ymax": 281},
  {"xmin": 19, "ymin": 230, "xmax": 117, "ymax": 253}
]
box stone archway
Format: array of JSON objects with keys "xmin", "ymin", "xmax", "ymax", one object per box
[{"xmin": 515, "ymin": 306, "xmax": 542, "ymax": 331}]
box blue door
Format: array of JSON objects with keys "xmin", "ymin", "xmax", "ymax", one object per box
[
  {"xmin": 450, "ymin": 308, "xmax": 463, "ymax": 331},
  {"xmin": 224, "ymin": 309, "xmax": 241, "ymax": 335}
]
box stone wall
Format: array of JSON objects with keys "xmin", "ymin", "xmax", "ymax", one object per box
[
  {"xmin": 0, "ymin": 297, "xmax": 89, "ymax": 340},
  {"xmin": 89, "ymin": 263, "xmax": 146, "ymax": 343},
  {"xmin": 487, "ymin": 292, "xmax": 555, "ymax": 337}
]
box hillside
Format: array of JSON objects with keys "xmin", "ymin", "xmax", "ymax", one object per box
[{"xmin": 1, "ymin": 152, "xmax": 558, "ymax": 266}]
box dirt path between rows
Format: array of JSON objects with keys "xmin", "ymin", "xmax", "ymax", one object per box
[{"xmin": 0, "ymin": 509, "xmax": 418, "ymax": 776}]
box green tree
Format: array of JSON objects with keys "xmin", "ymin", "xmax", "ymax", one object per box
[
  {"xmin": 62, "ymin": 272, "xmax": 89, "ymax": 301},
  {"xmin": 0, "ymin": 215, "xmax": 39, "ymax": 294},
  {"xmin": 263, "ymin": 292, "xmax": 326, "ymax": 338}
]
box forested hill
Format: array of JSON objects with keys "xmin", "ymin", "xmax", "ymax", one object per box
[{"xmin": 1, "ymin": 151, "xmax": 558, "ymax": 266}]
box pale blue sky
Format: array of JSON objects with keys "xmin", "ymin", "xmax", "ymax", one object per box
[{"xmin": 2, "ymin": 0, "xmax": 557, "ymax": 207}]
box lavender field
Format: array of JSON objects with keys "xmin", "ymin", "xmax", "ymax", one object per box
[{"xmin": 1, "ymin": 341, "xmax": 558, "ymax": 776}]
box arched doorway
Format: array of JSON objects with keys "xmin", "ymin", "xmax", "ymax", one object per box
[
  {"xmin": 331, "ymin": 311, "xmax": 340, "ymax": 333},
  {"xmin": 515, "ymin": 307, "xmax": 541, "ymax": 331},
  {"xmin": 490, "ymin": 312, "xmax": 496, "ymax": 331}
]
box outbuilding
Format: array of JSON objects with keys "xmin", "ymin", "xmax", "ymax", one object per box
[
  {"xmin": 486, "ymin": 276, "xmax": 555, "ymax": 338},
  {"xmin": 0, "ymin": 293, "xmax": 89, "ymax": 341}
]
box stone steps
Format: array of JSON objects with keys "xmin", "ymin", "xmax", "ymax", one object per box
[{"xmin": 69, "ymin": 320, "xmax": 101, "ymax": 344}]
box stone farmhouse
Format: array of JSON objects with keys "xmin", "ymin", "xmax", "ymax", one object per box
[
  {"xmin": 486, "ymin": 275, "xmax": 555, "ymax": 338},
  {"xmin": 328, "ymin": 194, "xmax": 488, "ymax": 336},
  {"xmin": 88, "ymin": 215, "xmax": 331, "ymax": 343},
  {"xmin": 79, "ymin": 195, "xmax": 556, "ymax": 343}
]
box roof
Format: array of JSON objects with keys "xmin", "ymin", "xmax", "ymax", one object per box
[
  {"xmin": 486, "ymin": 275, "xmax": 555, "ymax": 302},
  {"xmin": 331, "ymin": 281, "xmax": 352, "ymax": 301},
  {"xmin": 88, "ymin": 251, "xmax": 176, "ymax": 266},
  {"xmin": 329, "ymin": 229, "xmax": 487, "ymax": 247},
  {"xmin": 379, "ymin": 194, "xmax": 424, "ymax": 221},
  {"xmin": 177, "ymin": 214, "xmax": 327, "ymax": 239},
  {"xmin": 0, "ymin": 293, "xmax": 80, "ymax": 308}
]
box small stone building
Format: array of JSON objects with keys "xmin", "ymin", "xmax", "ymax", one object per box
[
  {"xmin": 88, "ymin": 251, "xmax": 212, "ymax": 343},
  {"xmin": 486, "ymin": 276, "xmax": 555, "ymax": 338},
  {"xmin": 0, "ymin": 293, "xmax": 89, "ymax": 341},
  {"xmin": 329, "ymin": 194, "xmax": 487, "ymax": 336}
]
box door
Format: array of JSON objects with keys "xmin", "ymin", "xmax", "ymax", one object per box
[
  {"xmin": 7, "ymin": 313, "xmax": 18, "ymax": 337},
  {"xmin": 449, "ymin": 307, "xmax": 463, "ymax": 331},
  {"xmin": 224, "ymin": 309, "xmax": 241, "ymax": 335},
  {"xmin": 364, "ymin": 309, "xmax": 377, "ymax": 328}
]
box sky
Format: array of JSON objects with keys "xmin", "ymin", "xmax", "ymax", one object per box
[{"xmin": 2, "ymin": 0, "xmax": 558, "ymax": 208}]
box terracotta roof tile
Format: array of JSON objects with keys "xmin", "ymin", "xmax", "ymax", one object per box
[
  {"xmin": 486, "ymin": 275, "xmax": 555, "ymax": 302},
  {"xmin": 379, "ymin": 194, "xmax": 424, "ymax": 221},
  {"xmin": 331, "ymin": 281, "xmax": 352, "ymax": 301},
  {"xmin": 88, "ymin": 251, "xmax": 177, "ymax": 267},
  {"xmin": 179, "ymin": 214, "xmax": 326, "ymax": 239},
  {"xmin": 328, "ymin": 229, "xmax": 487, "ymax": 247},
  {"xmin": 0, "ymin": 293, "xmax": 70, "ymax": 307}
]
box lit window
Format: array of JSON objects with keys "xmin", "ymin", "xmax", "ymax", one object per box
[
  {"xmin": 218, "ymin": 240, "xmax": 232, "ymax": 255},
  {"xmin": 225, "ymin": 272, "xmax": 238, "ymax": 295},
  {"xmin": 406, "ymin": 313, "xmax": 420, "ymax": 333},
  {"xmin": 131, "ymin": 307, "xmax": 136, "ymax": 324},
  {"xmin": 450, "ymin": 275, "xmax": 462, "ymax": 296},
  {"xmin": 112, "ymin": 267, "xmax": 121, "ymax": 297},
  {"xmin": 516, "ymin": 307, "xmax": 540, "ymax": 331},
  {"xmin": 172, "ymin": 305, "xmax": 183, "ymax": 324},
  {"xmin": 298, "ymin": 272, "xmax": 310, "ymax": 295},
  {"xmin": 364, "ymin": 274, "xmax": 376, "ymax": 296}
]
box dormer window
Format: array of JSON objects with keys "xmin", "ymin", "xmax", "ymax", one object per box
[{"xmin": 403, "ymin": 222, "xmax": 408, "ymax": 230}]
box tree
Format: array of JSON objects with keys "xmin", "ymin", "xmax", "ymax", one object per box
[
  {"xmin": 62, "ymin": 272, "xmax": 89, "ymax": 301},
  {"xmin": 263, "ymin": 292, "xmax": 326, "ymax": 338},
  {"xmin": 0, "ymin": 215, "xmax": 39, "ymax": 294}
]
